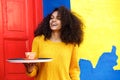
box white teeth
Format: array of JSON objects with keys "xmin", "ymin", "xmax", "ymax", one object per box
[{"xmin": 52, "ymin": 23, "xmax": 57, "ymax": 26}]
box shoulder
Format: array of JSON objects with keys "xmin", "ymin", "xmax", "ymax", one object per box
[
  {"xmin": 33, "ymin": 35, "xmax": 45, "ymax": 42},
  {"xmin": 34, "ymin": 35, "xmax": 44, "ymax": 40}
]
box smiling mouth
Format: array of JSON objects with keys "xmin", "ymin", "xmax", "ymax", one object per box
[{"xmin": 51, "ymin": 23, "xmax": 58, "ymax": 27}]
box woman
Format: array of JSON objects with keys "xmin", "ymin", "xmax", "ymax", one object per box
[{"xmin": 24, "ymin": 6, "xmax": 84, "ymax": 80}]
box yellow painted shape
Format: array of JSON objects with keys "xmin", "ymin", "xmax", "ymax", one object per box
[{"xmin": 71, "ymin": 0, "xmax": 120, "ymax": 69}]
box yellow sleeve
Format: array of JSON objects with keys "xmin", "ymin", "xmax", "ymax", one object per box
[
  {"xmin": 69, "ymin": 45, "xmax": 80, "ymax": 80},
  {"xmin": 31, "ymin": 37, "xmax": 39, "ymax": 58},
  {"xmin": 27, "ymin": 37, "xmax": 39, "ymax": 77},
  {"xmin": 26, "ymin": 65, "xmax": 38, "ymax": 77}
]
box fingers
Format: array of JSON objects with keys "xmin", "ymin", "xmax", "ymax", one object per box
[
  {"xmin": 23, "ymin": 63, "xmax": 36, "ymax": 68},
  {"xmin": 28, "ymin": 63, "xmax": 36, "ymax": 67},
  {"xmin": 23, "ymin": 63, "xmax": 37, "ymax": 73}
]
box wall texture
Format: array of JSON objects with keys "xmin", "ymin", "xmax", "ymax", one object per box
[{"xmin": 71, "ymin": 0, "xmax": 120, "ymax": 70}]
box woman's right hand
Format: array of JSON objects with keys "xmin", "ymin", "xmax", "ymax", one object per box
[
  {"xmin": 24, "ymin": 63, "xmax": 36, "ymax": 73},
  {"xmin": 24, "ymin": 52, "xmax": 36, "ymax": 73}
]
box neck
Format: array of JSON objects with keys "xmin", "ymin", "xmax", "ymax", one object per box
[{"xmin": 50, "ymin": 31, "xmax": 61, "ymax": 42}]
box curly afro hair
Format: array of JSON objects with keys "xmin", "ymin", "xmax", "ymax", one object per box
[{"xmin": 34, "ymin": 6, "xmax": 84, "ymax": 46}]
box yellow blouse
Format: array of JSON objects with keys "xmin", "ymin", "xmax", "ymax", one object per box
[{"xmin": 27, "ymin": 35, "xmax": 80, "ymax": 80}]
